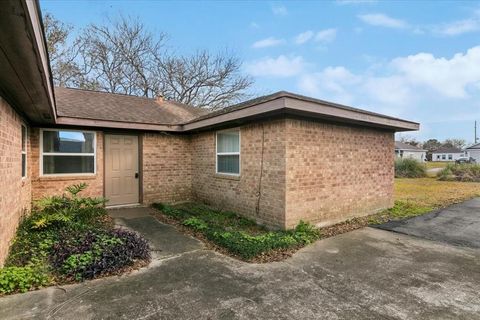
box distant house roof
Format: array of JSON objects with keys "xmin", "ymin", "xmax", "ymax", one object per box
[
  {"xmin": 465, "ymin": 143, "xmax": 480, "ymax": 150},
  {"xmin": 433, "ymin": 147, "xmax": 463, "ymax": 153},
  {"xmin": 55, "ymin": 88, "xmax": 419, "ymax": 132},
  {"xmin": 394, "ymin": 141, "xmax": 426, "ymax": 151}
]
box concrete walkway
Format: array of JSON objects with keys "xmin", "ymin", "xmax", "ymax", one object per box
[{"xmin": 1, "ymin": 207, "xmax": 480, "ymax": 319}]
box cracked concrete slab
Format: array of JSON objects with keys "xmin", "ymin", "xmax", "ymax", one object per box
[
  {"xmin": 375, "ymin": 197, "xmax": 480, "ymax": 249},
  {"xmin": 1, "ymin": 207, "xmax": 479, "ymax": 319}
]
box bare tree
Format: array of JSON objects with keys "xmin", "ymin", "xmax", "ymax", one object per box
[
  {"xmin": 443, "ymin": 138, "xmax": 466, "ymax": 149},
  {"xmin": 79, "ymin": 16, "xmax": 166, "ymax": 97},
  {"xmin": 399, "ymin": 136, "xmax": 420, "ymax": 147},
  {"xmin": 154, "ymin": 50, "xmax": 253, "ymax": 109},
  {"xmin": 43, "ymin": 13, "xmax": 87, "ymax": 88},
  {"xmin": 44, "ymin": 13, "xmax": 253, "ymax": 108}
]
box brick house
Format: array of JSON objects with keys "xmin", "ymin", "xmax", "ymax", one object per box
[{"xmin": 0, "ymin": 1, "xmax": 419, "ymax": 265}]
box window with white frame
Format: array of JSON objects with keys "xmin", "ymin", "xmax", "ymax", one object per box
[
  {"xmin": 21, "ymin": 125, "xmax": 27, "ymax": 178},
  {"xmin": 442, "ymin": 154, "xmax": 446, "ymax": 160},
  {"xmin": 41, "ymin": 129, "xmax": 96, "ymax": 175},
  {"xmin": 216, "ymin": 129, "xmax": 240, "ymax": 175},
  {"xmin": 448, "ymin": 154, "xmax": 453, "ymax": 160}
]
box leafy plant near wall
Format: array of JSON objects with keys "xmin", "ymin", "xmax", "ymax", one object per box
[
  {"xmin": 1, "ymin": 184, "xmax": 150, "ymax": 295},
  {"xmin": 152, "ymin": 202, "xmax": 321, "ymax": 261}
]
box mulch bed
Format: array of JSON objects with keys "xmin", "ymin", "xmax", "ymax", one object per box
[{"xmin": 150, "ymin": 209, "xmax": 387, "ymax": 264}]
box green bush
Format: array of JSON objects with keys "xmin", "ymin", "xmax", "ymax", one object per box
[
  {"xmin": 437, "ymin": 163, "xmax": 480, "ymax": 182},
  {"xmin": 2, "ymin": 184, "xmax": 150, "ymax": 295},
  {"xmin": 0, "ymin": 266, "xmax": 49, "ymax": 294},
  {"xmin": 153, "ymin": 203, "xmax": 321, "ymax": 260},
  {"xmin": 395, "ymin": 158, "xmax": 426, "ymax": 178},
  {"xmin": 30, "ymin": 183, "xmax": 107, "ymax": 230}
]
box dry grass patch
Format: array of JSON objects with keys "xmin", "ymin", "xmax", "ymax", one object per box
[
  {"xmin": 425, "ymin": 161, "xmax": 449, "ymax": 169},
  {"xmin": 324, "ymin": 177, "xmax": 480, "ymax": 236},
  {"xmin": 394, "ymin": 178, "xmax": 480, "ymax": 209}
]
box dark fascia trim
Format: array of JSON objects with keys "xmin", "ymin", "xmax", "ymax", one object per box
[
  {"xmin": 23, "ymin": 0, "xmax": 56, "ymax": 122},
  {"xmin": 56, "ymin": 116, "xmax": 183, "ymax": 132},
  {"xmin": 182, "ymin": 96, "xmax": 419, "ymax": 132},
  {"xmin": 56, "ymin": 95, "xmax": 420, "ymax": 133}
]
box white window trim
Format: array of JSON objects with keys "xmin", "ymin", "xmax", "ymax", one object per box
[
  {"xmin": 21, "ymin": 124, "xmax": 27, "ymax": 179},
  {"xmin": 40, "ymin": 128, "xmax": 97, "ymax": 177},
  {"xmin": 215, "ymin": 128, "xmax": 241, "ymax": 176}
]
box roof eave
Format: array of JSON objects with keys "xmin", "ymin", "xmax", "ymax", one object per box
[
  {"xmin": 182, "ymin": 96, "xmax": 419, "ymax": 132},
  {"xmin": 0, "ymin": 0, "xmax": 55, "ymax": 124}
]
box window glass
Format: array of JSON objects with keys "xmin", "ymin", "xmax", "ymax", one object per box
[
  {"xmin": 216, "ymin": 130, "xmax": 240, "ymax": 175},
  {"xmin": 217, "ymin": 155, "xmax": 240, "ymax": 174},
  {"xmin": 41, "ymin": 130, "xmax": 95, "ymax": 175},
  {"xmin": 43, "ymin": 155, "xmax": 95, "ymax": 174},
  {"xmin": 21, "ymin": 125, "xmax": 27, "ymax": 178},
  {"xmin": 217, "ymin": 131, "xmax": 240, "ymax": 153},
  {"xmin": 448, "ymin": 154, "xmax": 453, "ymax": 160},
  {"xmin": 21, "ymin": 154, "xmax": 26, "ymax": 177},
  {"xmin": 21, "ymin": 125, "xmax": 26, "ymax": 152},
  {"xmin": 43, "ymin": 130, "xmax": 94, "ymax": 153}
]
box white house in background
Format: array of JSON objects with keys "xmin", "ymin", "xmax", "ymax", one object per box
[
  {"xmin": 394, "ymin": 141, "xmax": 427, "ymax": 162},
  {"xmin": 465, "ymin": 143, "xmax": 480, "ymax": 162},
  {"xmin": 431, "ymin": 147, "xmax": 465, "ymax": 162}
]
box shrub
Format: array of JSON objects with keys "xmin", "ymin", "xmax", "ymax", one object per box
[
  {"xmin": 30, "ymin": 183, "xmax": 107, "ymax": 231},
  {"xmin": 50, "ymin": 229, "xmax": 150, "ymax": 280},
  {"xmin": 0, "ymin": 266, "xmax": 50, "ymax": 294},
  {"xmin": 395, "ymin": 158, "xmax": 426, "ymax": 178},
  {"xmin": 2, "ymin": 184, "xmax": 150, "ymax": 294},
  {"xmin": 437, "ymin": 163, "xmax": 480, "ymax": 182}
]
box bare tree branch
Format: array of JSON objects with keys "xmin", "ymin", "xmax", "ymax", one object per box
[{"xmin": 44, "ymin": 13, "xmax": 253, "ymax": 109}]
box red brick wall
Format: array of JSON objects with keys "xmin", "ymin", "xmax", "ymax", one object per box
[
  {"xmin": 0, "ymin": 97, "xmax": 31, "ymax": 265},
  {"xmin": 191, "ymin": 120, "xmax": 287, "ymax": 228},
  {"xmin": 30, "ymin": 128, "xmax": 104, "ymax": 200},
  {"xmin": 142, "ymin": 132, "xmax": 193, "ymax": 204},
  {"xmin": 285, "ymin": 118, "xmax": 394, "ymax": 228}
]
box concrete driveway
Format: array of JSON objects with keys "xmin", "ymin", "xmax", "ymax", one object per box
[{"xmin": 1, "ymin": 206, "xmax": 479, "ymax": 320}]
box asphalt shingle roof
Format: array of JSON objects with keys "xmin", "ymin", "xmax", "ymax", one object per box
[
  {"xmin": 433, "ymin": 147, "xmax": 463, "ymax": 153},
  {"xmin": 55, "ymin": 87, "xmax": 207, "ymax": 125}
]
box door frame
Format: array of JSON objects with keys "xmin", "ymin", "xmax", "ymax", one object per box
[{"xmin": 103, "ymin": 132, "xmax": 143, "ymax": 206}]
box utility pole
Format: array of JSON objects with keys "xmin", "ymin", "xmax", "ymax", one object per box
[{"xmin": 476, "ymin": 121, "xmax": 478, "ymax": 144}]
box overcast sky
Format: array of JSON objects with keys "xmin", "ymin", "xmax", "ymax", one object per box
[{"xmin": 41, "ymin": 0, "xmax": 480, "ymax": 144}]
